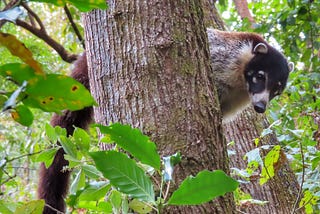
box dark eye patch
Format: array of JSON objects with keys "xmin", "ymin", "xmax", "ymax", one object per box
[{"xmin": 252, "ymin": 71, "xmax": 266, "ymax": 84}]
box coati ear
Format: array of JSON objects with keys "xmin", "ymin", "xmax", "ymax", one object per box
[
  {"xmin": 288, "ymin": 62, "xmax": 294, "ymax": 72},
  {"xmin": 253, "ymin": 43, "xmax": 268, "ymax": 54}
]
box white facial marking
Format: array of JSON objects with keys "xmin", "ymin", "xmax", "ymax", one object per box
[
  {"xmin": 251, "ymin": 89, "xmax": 270, "ymax": 104},
  {"xmin": 252, "ymin": 77, "xmax": 257, "ymax": 83},
  {"xmin": 278, "ymin": 81, "xmax": 282, "ymax": 86},
  {"xmin": 247, "ymin": 70, "xmax": 254, "ymax": 76},
  {"xmin": 258, "ymin": 70, "xmax": 265, "ymax": 75}
]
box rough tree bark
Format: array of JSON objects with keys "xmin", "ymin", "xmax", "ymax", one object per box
[{"xmin": 83, "ymin": 0, "xmax": 235, "ymax": 213}]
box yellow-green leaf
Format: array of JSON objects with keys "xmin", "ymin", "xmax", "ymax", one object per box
[
  {"xmin": 260, "ymin": 145, "xmax": 281, "ymax": 185},
  {"xmin": 11, "ymin": 105, "xmax": 34, "ymax": 126},
  {"xmin": 0, "ymin": 33, "xmax": 44, "ymax": 75}
]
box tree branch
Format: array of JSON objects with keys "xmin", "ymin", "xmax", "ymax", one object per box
[
  {"xmin": 21, "ymin": 2, "xmax": 45, "ymax": 31},
  {"xmin": 64, "ymin": 5, "xmax": 85, "ymax": 49},
  {"xmin": 16, "ymin": 19, "xmax": 78, "ymax": 63},
  {"xmin": 233, "ymin": 0, "xmax": 255, "ymax": 26}
]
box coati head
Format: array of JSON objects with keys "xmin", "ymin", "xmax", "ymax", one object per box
[{"xmin": 244, "ymin": 43, "xmax": 294, "ymax": 113}]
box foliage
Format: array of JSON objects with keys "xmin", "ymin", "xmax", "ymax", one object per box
[
  {"xmin": 14, "ymin": 123, "xmax": 238, "ymax": 213},
  {"xmin": 90, "ymin": 123, "xmax": 238, "ymax": 212},
  {"xmin": 218, "ymin": 0, "xmax": 320, "ymax": 212}
]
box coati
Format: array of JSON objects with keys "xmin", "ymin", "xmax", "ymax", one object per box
[
  {"xmin": 207, "ymin": 29, "xmax": 293, "ymax": 120},
  {"xmin": 38, "ymin": 29, "xmax": 293, "ymax": 213}
]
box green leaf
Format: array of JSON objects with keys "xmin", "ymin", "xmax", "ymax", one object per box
[
  {"xmin": 0, "ymin": 64, "xmax": 96, "ymax": 113},
  {"xmin": 11, "ymin": 105, "xmax": 34, "ymax": 126},
  {"xmin": 90, "ymin": 151, "xmax": 155, "ymax": 203},
  {"xmin": 70, "ymin": 169, "xmax": 85, "ymax": 195},
  {"xmin": 299, "ymin": 190, "xmax": 318, "ymax": 214},
  {"xmin": 109, "ymin": 190, "xmax": 122, "ymax": 213},
  {"xmin": 35, "ymin": 148, "xmax": 58, "ymax": 168},
  {"xmin": 77, "ymin": 201, "xmax": 112, "ymax": 212},
  {"xmin": 45, "ymin": 123, "xmax": 58, "ymax": 142},
  {"xmin": 60, "ymin": 136, "xmax": 77, "ymax": 158},
  {"xmin": 96, "ymin": 123, "xmax": 160, "ymax": 170},
  {"xmin": 82, "ymin": 164, "xmax": 103, "ymax": 179},
  {"xmin": 23, "ymin": 74, "xmax": 96, "ymax": 112},
  {"xmin": 260, "ymin": 145, "xmax": 281, "ymax": 185},
  {"xmin": 129, "ymin": 199, "xmax": 152, "ymax": 214},
  {"xmin": 167, "ymin": 170, "xmax": 238, "ymax": 205},
  {"xmin": 14, "ymin": 200, "xmax": 44, "ymax": 214},
  {"xmin": 0, "ymin": 95, "xmax": 7, "ymax": 107},
  {"xmin": 0, "ymin": 63, "xmax": 39, "ymax": 85},
  {"xmin": 0, "ymin": 201, "xmax": 14, "ymax": 214},
  {"xmin": 73, "ymin": 128, "xmax": 90, "ymax": 151},
  {"xmin": 29, "ymin": 0, "xmax": 108, "ymax": 12},
  {"xmin": 79, "ymin": 181, "xmax": 110, "ymax": 201}
]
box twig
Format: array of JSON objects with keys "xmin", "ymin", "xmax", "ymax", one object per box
[
  {"xmin": 0, "ymin": 169, "xmax": 17, "ymax": 185},
  {"xmin": 64, "ymin": 5, "xmax": 85, "ymax": 49},
  {"xmin": 7, "ymin": 150, "xmax": 42, "ymax": 163},
  {"xmin": 45, "ymin": 204, "xmax": 65, "ymax": 214},
  {"xmin": 294, "ymin": 196, "xmax": 313, "ymax": 212},
  {"xmin": 20, "ymin": 2, "xmax": 45, "ymax": 31},
  {"xmin": 163, "ymin": 180, "xmax": 171, "ymax": 201},
  {"xmin": 291, "ymin": 141, "xmax": 305, "ymax": 214},
  {"xmin": 15, "ymin": 19, "xmax": 78, "ymax": 63}
]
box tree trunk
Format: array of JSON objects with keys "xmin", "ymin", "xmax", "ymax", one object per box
[
  {"xmin": 83, "ymin": 0, "xmax": 235, "ymax": 213},
  {"xmin": 224, "ymin": 108, "xmax": 304, "ymax": 213}
]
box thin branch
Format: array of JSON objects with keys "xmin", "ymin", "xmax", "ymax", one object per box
[
  {"xmin": 163, "ymin": 180, "xmax": 171, "ymax": 201},
  {"xmin": 64, "ymin": 5, "xmax": 85, "ymax": 49},
  {"xmin": 15, "ymin": 19, "xmax": 78, "ymax": 63},
  {"xmin": 20, "ymin": 1, "xmax": 45, "ymax": 31},
  {"xmin": 44, "ymin": 204, "xmax": 65, "ymax": 214},
  {"xmin": 0, "ymin": 168, "xmax": 17, "ymax": 185},
  {"xmin": 291, "ymin": 141, "xmax": 305, "ymax": 214},
  {"xmin": 7, "ymin": 150, "xmax": 42, "ymax": 163},
  {"xmin": 0, "ymin": 173, "xmax": 17, "ymax": 185}
]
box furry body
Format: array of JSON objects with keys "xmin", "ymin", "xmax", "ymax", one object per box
[
  {"xmin": 38, "ymin": 30, "xmax": 292, "ymax": 213},
  {"xmin": 37, "ymin": 54, "xmax": 93, "ymax": 214}
]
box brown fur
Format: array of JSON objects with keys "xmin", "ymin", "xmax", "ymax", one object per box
[{"xmin": 37, "ymin": 53, "xmax": 93, "ymax": 214}]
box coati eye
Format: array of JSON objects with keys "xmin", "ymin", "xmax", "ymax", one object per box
[
  {"xmin": 252, "ymin": 71, "xmax": 265, "ymax": 83},
  {"xmin": 256, "ymin": 71, "xmax": 265, "ymax": 80}
]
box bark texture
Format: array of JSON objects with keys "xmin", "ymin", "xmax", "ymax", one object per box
[
  {"xmin": 84, "ymin": 0, "xmax": 235, "ymax": 213},
  {"xmin": 224, "ymin": 107, "xmax": 304, "ymax": 213}
]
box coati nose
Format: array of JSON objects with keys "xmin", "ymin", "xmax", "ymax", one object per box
[{"xmin": 253, "ymin": 101, "xmax": 266, "ymax": 113}]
